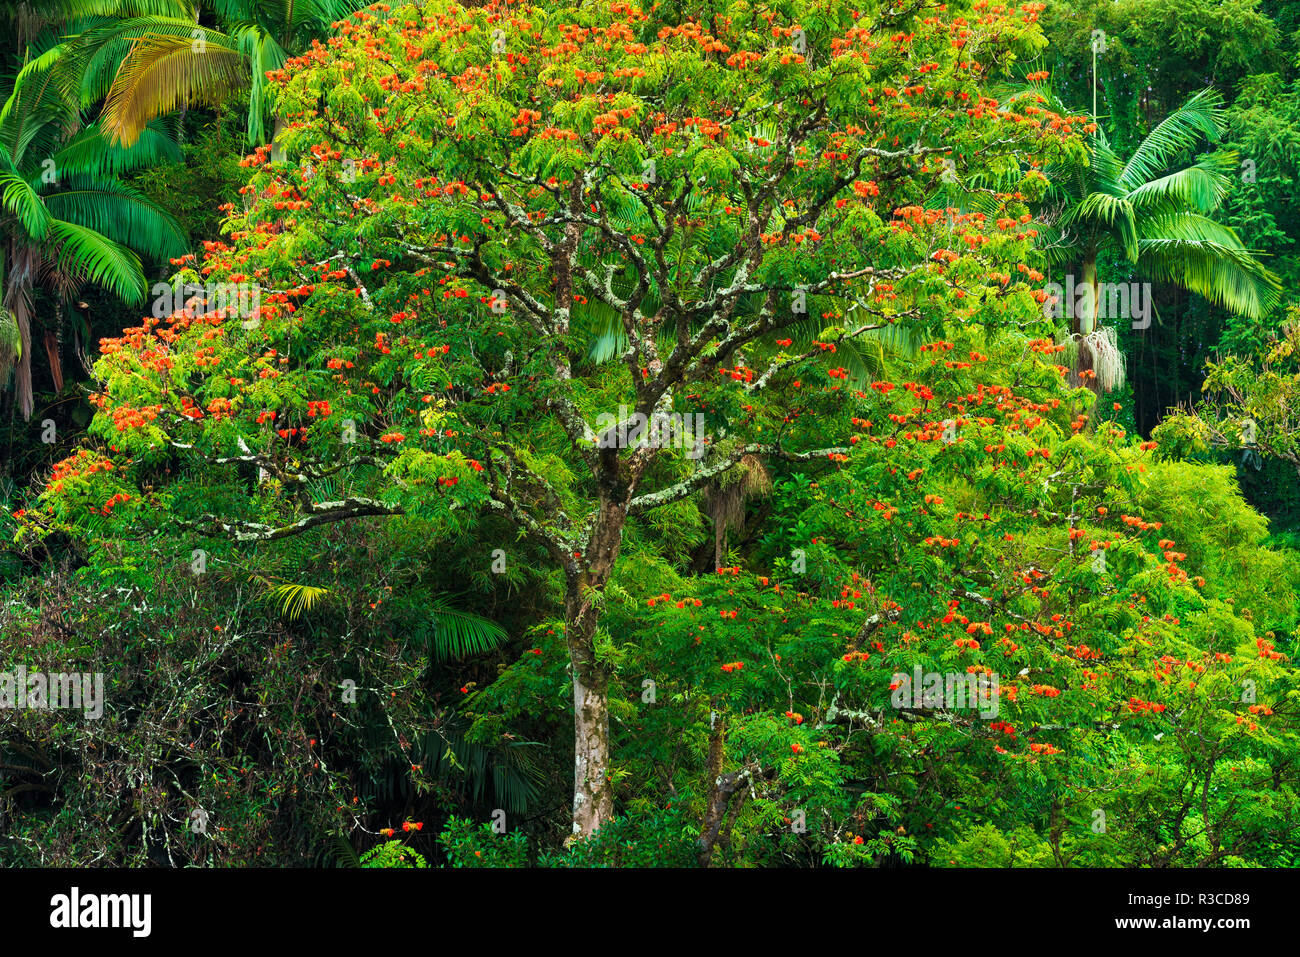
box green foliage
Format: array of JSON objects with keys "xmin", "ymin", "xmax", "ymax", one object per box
[
  {"xmin": 3, "ymin": 0, "xmax": 1300, "ymax": 872},
  {"xmin": 360, "ymin": 839, "xmax": 427, "ymax": 868},
  {"xmin": 540, "ymin": 806, "xmax": 699, "ymax": 867},
  {"xmin": 437, "ymin": 817, "xmax": 528, "ymax": 868},
  {"xmin": 130, "ymin": 121, "xmax": 247, "ymax": 244},
  {"xmin": 1039, "ymin": 86, "xmax": 1280, "ymax": 325}
]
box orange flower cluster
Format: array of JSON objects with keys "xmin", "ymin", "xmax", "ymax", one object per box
[
  {"xmin": 47, "ymin": 451, "xmax": 114, "ymax": 494},
  {"xmin": 726, "ymin": 50, "xmax": 762, "ymax": 69},
  {"xmin": 717, "ymin": 365, "xmax": 755, "ymax": 383},
  {"xmin": 94, "ymin": 493, "xmax": 132, "ymax": 516},
  {"xmin": 1120, "ymin": 513, "xmax": 1163, "ymax": 532},
  {"xmin": 1256, "ymin": 637, "xmax": 1285, "ymax": 661},
  {"xmin": 646, "ymin": 593, "xmax": 704, "ymax": 608},
  {"xmin": 1128, "ymin": 697, "xmax": 1166, "ymax": 714},
  {"xmin": 110, "ymin": 404, "xmax": 162, "ymax": 433}
]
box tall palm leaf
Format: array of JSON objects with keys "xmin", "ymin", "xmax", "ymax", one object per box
[
  {"xmin": 0, "ymin": 63, "xmax": 185, "ymax": 418},
  {"xmin": 39, "ymin": 0, "xmax": 367, "ymax": 149},
  {"xmin": 425, "ymin": 597, "xmax": 509, "ymax": 662}
]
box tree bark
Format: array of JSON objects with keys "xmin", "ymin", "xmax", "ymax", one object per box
[
  {"xmin": 270, "ymin": 112, "xmax": 287, "ymax": 164},
  {"xmin": 1077, "ymin": 253, "xmax": 1099, "ymax": 336},
  {"xmin": 3, "ymin": 245, "xmax": 36, "ymax": 421},
  {"xmin": 564, "ymin": 499, "xmax": 626, "ymax": 838},
  {"xmin": 569, "ymin": 639, "xmax": 613, "ymax": 837}
]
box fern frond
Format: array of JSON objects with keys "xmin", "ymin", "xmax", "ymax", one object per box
[{"xmin": 269, "ymin": 583, "xmax": 331, "ymax": 621}]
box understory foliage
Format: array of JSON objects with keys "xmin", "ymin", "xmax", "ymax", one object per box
[{"xmin": 2, "ymin": 0, "xmax": 1299, "ymax": 867}]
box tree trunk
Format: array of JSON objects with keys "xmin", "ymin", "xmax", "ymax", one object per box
[
  {"xmin": 3, "ymin": 245, "xmax": 36, "ymax": 421},
  {"xmin": 1077, "ymin": 254, "xmax": 1099, "ymax": 336},
  {"xmin": 564, "ymin": 500, "xmax": 627, "ymax": 838},
  {"xmin": 568, "ymin": 631, "xmax": 613, "ymax": 837},
  {"xmin": 1071, "ymin": 252, "xmax": 1106, "ymax": 397},
  {"xmin": 270, "ymin": 113, "xmax": 287, "ymax": 164}
]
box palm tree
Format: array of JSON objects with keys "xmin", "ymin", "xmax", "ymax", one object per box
[
  {"xmin": 0, "ymin": 54, "xmax": 185, "ymax": 418},
  {"xmin": 1032, "ymin": 87, "xmax": 1281, "ymax": 392},
  {"xmin": 702, "ymin": 453, "xmax": 771, "ymax": 569},
  {"xmin": 29, "ymin": 0, "xmax": 366, "ymax": 156}
]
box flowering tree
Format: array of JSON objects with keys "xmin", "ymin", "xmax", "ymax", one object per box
[
  {"xmin": 530, "ymin": 335, "xmax": 1300, "ymax": 865},
  {"xmin": 39, "ymin": 0, "xmax": 1111, "ymax": 837}
]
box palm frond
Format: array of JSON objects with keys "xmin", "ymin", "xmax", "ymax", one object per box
[
  {"xmin": 232, "ymin": 25, "xmax": 287, "ymax": 145},
  {"xmin": 99, "ymin": 31, "xmax": 248, "ymax": 146},
  {"xmin": 43, "ymin": 176, "xmax": 187, "ymax": 260},
  {"xmin": 428, "ymin": 598, "xmax": 509, "ymax": 661},
  {"xmin": 1125, "ymin": 152, "xmax": 1234, "ymax": 215},
  {"xmin": 1067, "ymin": 192, "xmax": 1138, "ymax": 260},
  {"xmin": 0, "ymin": 63, "xmax": 79, "ymax": 167},
  {"xmin": 45, "ymin": 219, "xmax": 146, "ymax": 303},
  {"xmin": 0, "ymin": 170, "xmax": 53, "ymax": 239},
  {"xmin": 269, "ymin": 583, "xmax": 331, "ymax": 621},
  {"xmin": 1118, "ymin": 88, "xmax": 1224, "ymax": 191},
  {"xmin": 1136, "ymin": 234, "xmax": 1282, "ymax": 319},
  {"xmin": 53, "ymin": 117, "xmax": 182, "ymax": 176},
  {"xmin": 0, "ymin": 309, "xmax": 21, "ymax": 382},
  {"xmin": 427, "ymin": 729, "xmax": 545, "ymax": 815},
  {"xmin": 42, "ymin": 0, "xmax": 196, "ymax": 18},
  {"xmin": 576, "ymin": 297, "xmax": 628, "ymax": 364},
  {"xmin": 321, "ymin": 831, "xmax": 361, "ymax": 868},
  {"xmin": 1084, "ymin": 139, "xmax": 1128, "ymax": 195}
]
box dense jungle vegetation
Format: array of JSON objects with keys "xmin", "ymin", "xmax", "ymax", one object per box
[{"xmin": 2, "ymin": 0, "xmax": 1299, "ymax": 868}]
